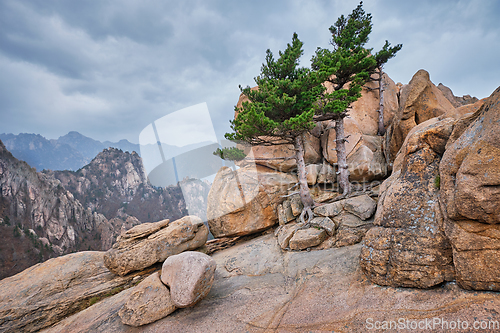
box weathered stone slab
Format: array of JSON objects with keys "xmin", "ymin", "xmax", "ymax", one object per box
[{"xmin": 104, "ymin": 216, "xmax": 208, "ymax": 276}]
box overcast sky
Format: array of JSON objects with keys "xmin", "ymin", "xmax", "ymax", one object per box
[{"xmin": 1, "ymin": 0, "xmax": 499, "ymax": 144}]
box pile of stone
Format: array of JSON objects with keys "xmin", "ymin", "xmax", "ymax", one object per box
[
  {"xmin": 275, "ymin": 194, "xmax": 377, "ymax": 251},
  {"xmin": 118, "ymin": 251, "xmax": 216, "ymax": 326},
  {"xmin": 101, "ymin": 216, "xmax": 217, "ymax": 326}
]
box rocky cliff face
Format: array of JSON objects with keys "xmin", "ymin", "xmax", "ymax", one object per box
[
  {"xmin": 0, "ymin": 139, "xmax": 107, "ymax": 279},
  {"xmin": 440, "ymin": 86, "xmax": 500, "ymax": 290},
  {"xmin": 361, "ymin": 83, "xmax": 500, "ymax": 291},
  {"xmin": 44, "ymin": 148, "xmax": 187, "ymax": 223},
  {"xmin": 0, "ymin": 143, "xmax": 196, "ymax": 280},
  {"xmin": 207, "ymin": 69, "xmax": 483, "ymax": 250}
]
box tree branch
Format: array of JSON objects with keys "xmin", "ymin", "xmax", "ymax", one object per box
[{"xmin": 313, "ymin": 113, "xmax": 344, "ymax": 122}]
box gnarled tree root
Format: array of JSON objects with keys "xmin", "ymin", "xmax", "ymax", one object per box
[{"xmin": 297, "ymin": 205, "xmax": 314, "ymax": 229}]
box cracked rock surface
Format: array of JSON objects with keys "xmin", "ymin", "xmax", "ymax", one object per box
[
  {"xmin": 360, "ymin": 117, "xmax": 456, "ymax": 288},
  {"xmin": 42, "ymin": 234, "xmax": 500, "ymax": 332}
]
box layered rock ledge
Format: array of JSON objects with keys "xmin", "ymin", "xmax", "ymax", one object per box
[{"xmin": 41, "ymin": 234, "xmax": 500, "ymax": 333}]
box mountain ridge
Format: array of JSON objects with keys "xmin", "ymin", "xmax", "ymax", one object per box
[
  {"xmin": 0, "ymin": 139, "xmax": 205, "ymax": 280},
  {"xmin": 0, "ymin": 131, "xmax": 140, "ymax": 171}
]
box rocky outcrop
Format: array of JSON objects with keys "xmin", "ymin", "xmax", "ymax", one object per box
[
  {"xmin": 440, "ymin": 86, "xmax": 500, "ymax": 291},
  {"xmin": 437, "ymin": 83, "xmax": 479, "ymax": 108},
  {"xmin": 46, "ymin": 148, "xmax": 188, "ymax": 224},
  {"xmin": 104, "ymin": 216, "xmax": 208, "ymax": 276},
  {"xmin": 161, "ymin": 251, "xmax": 216, "ymax": 308},
  {"xmin": 118, "ymin": 272, "xmax": 176, "ymax": 327},
  {"xmin": 348, "ymin": 72, "xmax": 400, "ymax": 135},
  {"xmin": 387, "ymin": 70, "xmax": 455, "ymax": 164},
  {"xmin": 239, "ymin": 132, "xmax": 321, "ymax": 173},
  {"xmin": 0, "ymin": 140, "xmax": 108, "ymax": 279},
  {"xmin": 0, "ymin": 251, "xmax": 142, "ymax": 333},
  {"xmin": 360, "ymin": 117, "xmax": 456, "ymax": 288},
  {"xmin": 237, "ymin": 73, "xmax": 398, "ymax": 184},
  {"xmin": 322, "ymin": 120, "xmax": 389, "ymax": 182},
  {"xmin": 207, "ymin": 165, "xmax": 297, "ymax": 238},
  {"xmin": 41, "ymin": 234, "xmax": 500, "ymax": 333}
]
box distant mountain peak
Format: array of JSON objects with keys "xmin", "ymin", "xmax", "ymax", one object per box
[{"xmin": 0, "ymin": 132, "xmax": 140, "ymax": 171}]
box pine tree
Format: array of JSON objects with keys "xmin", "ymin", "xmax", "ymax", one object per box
[
  {"xmin": 224, "ymin": 2, "xmax": 401, "ymax": 223},
  {"xmin": 225, "ymin": 33, "xmax": 325, "ymax": 224},
  {"xmin": 311, "ymin": 1, "xmax": 401, "ymax": 196}
]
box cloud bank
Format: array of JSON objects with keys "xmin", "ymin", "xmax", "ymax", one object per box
[{"xmin": 0, "ymin": 0, "xmax": 498, "ymax": 143}]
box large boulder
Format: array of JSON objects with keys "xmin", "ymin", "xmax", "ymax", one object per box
[
  {"xmin": 323, "ymin": 122, "xmax": 389, "ymax": 182},
  {"xmin": 239, "ymin": 132, "xmax": 321, "ymax": 173},
  {"xmin": 207, "ymin": 165, "xmax": 297, "ymax": 238},
  {"xmin": 387, "ymin": 70, "xmax": 455, "ymax": 164},
  {"xmin": 103, "ymin": 216, "xmax": 208, "ymax": 276},
  {"xmin": 437, "ymin": 83, "xmax": 479, "ymax": 108},
  {"xmin": 347, "ymin": 135, "xmax": 388, "ymax": 182},
  {"xmin": 440, "ymin": 86, "xmax": 500, "ymax": 291},
  {"xmin": 360, "ymin": 117, "xmax": 456, "ymax": 288},
  {"xmin": 42, "ymin": 234, "xmax": 500, "ymax": 333},
  {"xmin": 0, "ymin": 251, "xmax": 139, "ymax": 333},
  {"xmin": 348, "ymin": 72, "xmax": 400, "ymax": 135},
  {"xmin": 118, "ymin": 272, "xmax": 176, "ymax": 327},
  {"xmin": 161, "ymin": 251, "xmax": 216, "ymax": 308}
]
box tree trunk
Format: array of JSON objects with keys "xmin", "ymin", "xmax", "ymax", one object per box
[
  {"xmin": 377, "ymin": 67, "xmax": 386, "ymax": 136},
  {"xmin": 294, "ymin": 135, "xmax": 314, "ymax": 223},
  {"xmin": 335, "ymin": 116, "xmax": 351, "ymax": 196}
]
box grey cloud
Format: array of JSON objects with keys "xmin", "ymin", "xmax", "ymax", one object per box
[
  {"xmin": 17, "ymin": 0, "xmax": 175, "ymax": 44},
  {"xmin": 0, "ymin": 0, "xmax": 499, "ymax": 144}
]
